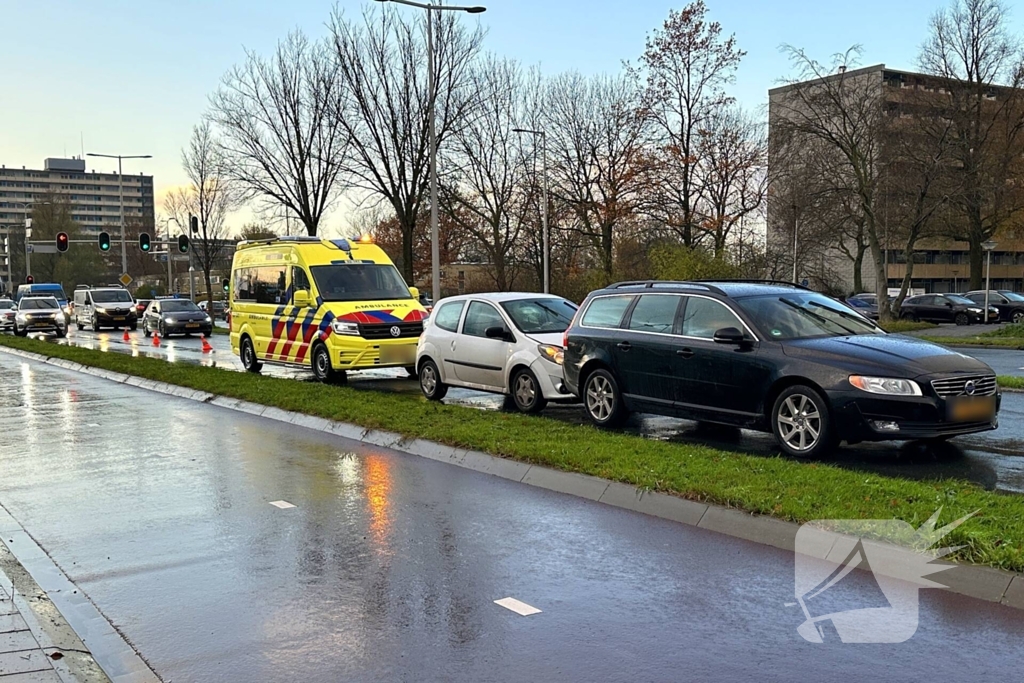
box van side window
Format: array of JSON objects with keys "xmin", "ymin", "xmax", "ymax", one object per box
[
  {"xmin": 235, "ymin": 266, "xmax": 287, "ymax": 304},
  {"xmin": 292, "ymin": 267, "xmax": 311, "ymax": 293}
]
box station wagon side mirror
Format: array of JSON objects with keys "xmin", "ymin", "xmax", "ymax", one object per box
[
  {"xmin": 292, "ymin": 290, "xmax": 310, "ymax": 308},
  {"xmin": 713, "ymin": 327, "xmax": 746, "ymax": 345},
  {"xmin": 485, "ymin": 325, "xmax": 514, "ymax": 342}
]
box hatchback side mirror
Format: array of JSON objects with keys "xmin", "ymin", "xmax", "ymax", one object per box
[
  {"xmin": 713, "ymin": 327, "xmax": 746, "ymax": 345},
  {"xmin": 485, "ymin": 325, "xmax": 513, "ymax": 342}
]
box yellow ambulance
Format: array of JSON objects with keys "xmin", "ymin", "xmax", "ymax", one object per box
[{"xmin": 228, "ymin": 236, "xmax": 427, "ymax": 382}]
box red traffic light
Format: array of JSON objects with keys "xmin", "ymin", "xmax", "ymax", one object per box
[
  {"xmin": 56, "ymin": 232, "xmax": 69, "ymax": 252},
  {"xmin": 26, "ymin": 275, "xmax": 34, "ymax": 284}
]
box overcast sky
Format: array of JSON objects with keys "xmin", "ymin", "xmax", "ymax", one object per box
[{"xmin": 1, "ymin": 0, "xmax": 1012, "ymax": 235}]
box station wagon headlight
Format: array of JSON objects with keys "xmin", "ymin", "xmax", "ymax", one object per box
[
  {"xmin": 331, "ymin": 320, "xmax": 360, "ymax": 336},
  {"xmin": 849, "ymin": 375, "xmax": 922, "ymax": 396},
  {"xmin": 537, "ymin": 344, "xmax": 564, "ymax": 365}
]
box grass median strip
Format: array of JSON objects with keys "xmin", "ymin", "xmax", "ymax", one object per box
[
  {"xmin": 2, "ymin": 333, "xmax": 1024, "ymax": 573},
  {"xmin": 922, "ymin": 336, "xmax": 1024, "ymax": 349}
]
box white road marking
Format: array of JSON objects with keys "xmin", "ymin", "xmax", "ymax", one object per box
[
  {"xmin": 494, "ymin": 597, "xmax": 541, "ymax": 616},
  {"xmin": 269, "ymin": 500, "xmax": 296, "ymax": 509},
  {"xmin": 87, "ymin": 424, "xmax": 100, "ymax": 428}
]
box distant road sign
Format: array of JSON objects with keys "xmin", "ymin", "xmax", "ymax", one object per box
[
  {"xmin": 119, "ymin": 273, "xmax": 133, "ymax": 287},
  {"xmin": 27, "ymin": 244, "xmax": 58, "ymax": 254},
  {"xmin": 801, "ymin": 279, "xmax": 809, "ymax": 287}
]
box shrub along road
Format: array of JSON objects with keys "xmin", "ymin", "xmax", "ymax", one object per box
[{"xmin": 3, "ymin": 333, "xmax": 1024, "ymax": 575}]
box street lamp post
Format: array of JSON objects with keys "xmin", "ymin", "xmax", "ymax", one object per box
[
  {"xmin": 164, "ymin": 218, "xmax": 180, "ymax": 294},
  {"xmin": 983, "ymin": 240, "xmax": 997, "ymax": 324},
  {"xmin": 513, "ymin": 128, "xmax": 549, "ymax": 293},
  {"xmin": 9, "ymin": 201, "xmax": 44, "ymax": 281},
  {"xmin": 791, "ymin": 203, "xmax": 799, "ymax": 284},
  {"xmin": 86, "ymin": 153, "xmax": 152, "ymax": 278},
  {"xmin": 374, "ymin": 0, "xmax": 486, "ymax": 302}
]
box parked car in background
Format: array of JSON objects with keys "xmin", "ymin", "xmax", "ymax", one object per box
[
  {"xmin": 135, "ymin": 299, "xmax": 152, "ymax": 319},
  {"xmin": 963, "ymin": 290, "xmax": 1024, "ymax": 324},
  {"xmin": 0, "ymin": 299, "xmax": 15, "ymax": 332},
  {"xmin": 142, "ymin": 299, "xmax": 214, "ymax": 338},
  {"xmin": 417, "ymin": 293, "xmax": 579, "ymax": 413},
  {"xmin": 562, "ymin": 280, "xmax": 1000, "ymax": 459},
  {"xmin": 845, "ymin": 296, "xmax": 879, "ymax": 320},
  {"xmin": 14, "ymin": 296, "xmax": 67, "ymax": 338},
  {"xmin": 198, "ymin": 300, "xmax": 228, "ymax": 320},
  {"xmin": 898, "ymin": 293, "xmax": 994, "ymax": 325}
]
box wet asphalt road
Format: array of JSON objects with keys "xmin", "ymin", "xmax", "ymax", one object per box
[
  {"xmin": 2, "ymin": 353, "xmax": 1023, "ymax": 682},
  {"xmin": 18, "ymin": 327, "xmax": 1024, "ymax": 494}
]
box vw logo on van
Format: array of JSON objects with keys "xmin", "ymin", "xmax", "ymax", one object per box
[{"xmin": 390, "ymin": 326, "xmax": 401, "ymax": 337}]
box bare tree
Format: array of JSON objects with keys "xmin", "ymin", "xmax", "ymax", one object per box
[
  {"xmin": 637, "ymin": 1, "xmax": 746, "ymax": 247},
  {"xmin": 209, "ymin": 31, "xmax": 347, "ymax": 236},
  {"xmin": 546, "ymin": 71, "xmax": 650, "ymax": 277},
  {"xmin": 919, "ymin": 0, "xmax": 1024, "ymax": 289},
  {"xmin": 695, "ymin": 106, "xmax": 767, "ymax": 256},
  {"xmin": 164, "ymin": 122, "xmax": 239, "ymax": 307},
  {"xmin": 329, "ymin": 6, "xmax": 484, "ymax": 283},
  {"xmin": 774, "ymin": 47, "xmax": 893, "ymax": 314},
  {"xmin": 442, "ymin": 56, "xmax": 534, "ymax": 291}
]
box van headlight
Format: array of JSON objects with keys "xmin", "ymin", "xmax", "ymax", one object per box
[
  {"xmin": 537, "ymin": 344, "xmax": 564, "ymax": 365},
  {"xmin": 849, "ymin": 375, "xmax": 922, "ymax": 396},
  {"xmin": 331, "ymin": 320, "xmax": 360, "ymax": 336}
]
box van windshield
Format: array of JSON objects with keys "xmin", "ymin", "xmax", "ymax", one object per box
[
  {"xmin": 310, "ymin": 264, "xmax": 411, "ymax": 302},
  {"xmin": 91, "ymin": 290, "xmax": 134, "ymax": 303}
]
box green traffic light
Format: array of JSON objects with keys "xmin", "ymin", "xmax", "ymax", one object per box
[{"xmin": 98, "ymin": 232, "xmax": 111, "ymax": 251}]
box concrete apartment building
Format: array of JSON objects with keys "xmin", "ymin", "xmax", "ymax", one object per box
[
  {"xmin": 768, "ymin": 64, "xmax": 1024, "ymax": 295},
  {"xmin": 0, "ymin": 157, "xmax": 154, "ymax": 236}
]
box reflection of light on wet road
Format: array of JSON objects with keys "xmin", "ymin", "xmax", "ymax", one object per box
[{"xmin": 364, "ymin": 454, "xmax": 393, "ymax": 550}]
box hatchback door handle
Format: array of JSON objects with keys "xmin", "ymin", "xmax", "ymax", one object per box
[
  {"xmin": 676, "ymin": 348, "xmax": 694, "ymax": 359},
  {"xmin": 617, "ymin": 341, "xmax": 631, "ymax": 351}
]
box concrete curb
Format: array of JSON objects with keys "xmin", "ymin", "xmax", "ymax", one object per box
[{"xmin": 3, "ymin": 344, "xmax": 1023, "ymax": 612}]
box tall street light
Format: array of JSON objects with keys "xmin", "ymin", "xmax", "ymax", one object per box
[
  {"xmin": 374, "ymin": 0, "xmax": 486, "ymax": 302},
  {"xmin": 87, "ymin": 152, "xmax": 152, "ymax": 278},
  {"xmin": 9, "ymin": 200, "xmax": 47, "ymax": 280},
  {"xmin": 513, "ymin": 128, "xmax": 549, "ymax": 293},
  {"xmin": 983, "ymin": 239, "xmax": 998, "ymax": 324}
]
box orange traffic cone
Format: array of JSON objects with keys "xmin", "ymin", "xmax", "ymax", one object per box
[
  {"xmin": 200, "ymin": 335, "xmax": 213, "ymax": 353},
  {"xmin": 152, "ymin": 331, "xmax": 161, "ymax": 347},
  {"xmin": 122, "ymin": 328, "xmax": 130, "ymax": 342}
]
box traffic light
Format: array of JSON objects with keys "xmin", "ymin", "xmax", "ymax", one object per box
[
  {"xmin": 223, "ymin": 279, "xmax": 230, "ymax": 293},
  {"xmin": 98, "ymin": 232, "xmax": 111, "ymax": 252},
  {"xmin": 139, "ymin": 232, "xmax": 151, "ymax": 252},
  {"xmin": 56, "ymin": 232, "xmax": 69, "ymax": 252},
  {"xmin": 190, "ymin": 215, "xmax": 199, "ymax": 234},
  {"xmin": 26, "ymin": 275, "xmax": 33, "ymax": 284},
  {"xmin": 178, "ymin": 235, "xmax": 190, "ymax": 253}
]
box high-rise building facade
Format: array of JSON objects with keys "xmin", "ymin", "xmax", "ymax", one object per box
[{"xmin": 0, "ymin": 157, "xmax": 154, "ymax": 236}]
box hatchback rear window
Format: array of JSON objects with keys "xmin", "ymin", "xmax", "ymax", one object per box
[{"xmin": 581, "ymin": 296, "xmax": 633, "ymax": 328}]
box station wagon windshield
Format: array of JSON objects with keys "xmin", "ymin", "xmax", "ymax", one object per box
[
  {"xmin": 501, "ymin": 298, "xmax": 578, "ymax": 334},
  {"xmin": 737, "ymin": 293, "xmax": 882, "ymax": 340},
  {"xmin": 310, "ymin": 264, "xmax": 411, "ymax": 302}
]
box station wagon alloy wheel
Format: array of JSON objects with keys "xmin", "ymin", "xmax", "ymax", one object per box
[
  {"xmin": 583, "ymin": 369, "xmax": 627, "ymax": 427},
  {"xmin": 777, "ymin": 395, "xmax": 821, "ymax": 452}
]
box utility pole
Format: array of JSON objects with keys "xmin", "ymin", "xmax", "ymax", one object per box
[
  {"xmin": 513, "ymin": 127, "xmax": 550, "ymax": 293},
  {"xmin": 86, "ymin": 152, "xmax": 152, "ymax": 278},
  {"xmin": 791, "ymin": 203, "xmax": 799, "ymax": 284}
]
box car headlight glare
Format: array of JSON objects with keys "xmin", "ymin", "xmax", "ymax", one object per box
[
  {"xmin": 849, "ymin": 375, "xmax": 922, "ymax": 396},
  {"xmin": 537, "ymin": 344, "xmax": 564, "ymax": 366},
  {"xmin": 165, "ymin": 317, "xmax": 177, "ymax": 324},
  {"xmin": 969, "ymin": 307, "xmax": 982, "ymax": 313},
  {"xmin": 331, "ymin": 320, "xmax": 360, "ymax": 336}
]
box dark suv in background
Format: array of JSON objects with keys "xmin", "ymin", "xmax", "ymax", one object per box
[
  {"xmin": 563, "ymin": 281, "xmax": 1000, "ymax": 459},
  {"xmin": 963, "ymin": 290, "xmax": 1024, "ymax": 324}
]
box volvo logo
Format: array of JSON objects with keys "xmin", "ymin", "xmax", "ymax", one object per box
[
  {"xmin": 964, "ymin": 380, "xmax": 977, "ymax": 396},
  {"xmin": 390, "ymin": 325, "xmax": 401, "ymax": 337}
]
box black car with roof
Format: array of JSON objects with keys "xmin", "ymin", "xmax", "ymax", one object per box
[
  {"xmin": 898, "ymin": 293, "xmax": 995, "ymax": 325},
  {"xmin": 562, "ymin": 280, "xmax": 1000, "ymax": 458},
  {"xmin": 963, "ymin": 290, "xmax": 1024, "ymax": 324},
  {"xmin": 142, "ymin": 298, "xmax": 214, "ymax": 338}
]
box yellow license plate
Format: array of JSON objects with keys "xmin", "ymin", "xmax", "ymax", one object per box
[
  {"xmin": 186, "ymin": 323, "xmax": 200, "ymax": 328},
  {"xmin": 379, "ymin": 344, "xmax": 415, "ymax": 365},
  {"xmin": 948, "ymin": 396, "xmax": 996, "ymax": 422},
  {"xmin": 113, "ymin": 316, "xmax": 125, "ymax": 321}
]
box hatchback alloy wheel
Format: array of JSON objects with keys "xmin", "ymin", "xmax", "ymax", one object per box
[
  {"xmin": 418, "ymin": 359, "xmax": 447, "ymax": 401},
  {"xmin": 955, "ymin": 312, "xmax": 969, "ymax": 326},
  {"xmin": 511, "ymin": 368, "xmax": 546, "ymax": 414},
  {"xmin": 1014, "ymin": 310, "xmax": 1024, "ymax": 324}
]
